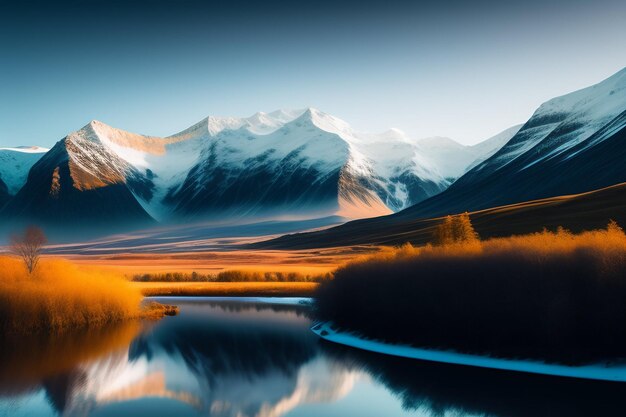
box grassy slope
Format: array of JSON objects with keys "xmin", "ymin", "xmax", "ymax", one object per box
[{"xmin": 255, "ymin": 182, "xmax": 626, "ymax": 249}]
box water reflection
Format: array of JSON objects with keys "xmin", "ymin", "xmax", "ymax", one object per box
[
  {"xmin": 2, "ymin": 298, "xmax": 626, "ymax": 417},
  {"xmin": 0, "ymin": 321, "xmax": 140, "ymax": 397},
  {"xmin": 324, "ymin": 343, "xmax": 626, "ymax": 417}
]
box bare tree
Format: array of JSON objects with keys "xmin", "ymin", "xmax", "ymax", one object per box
[{"xmin": 10, "ymin": 226, "xmax": 47, "ymax": 274}]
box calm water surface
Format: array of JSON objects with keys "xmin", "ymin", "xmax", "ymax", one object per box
[{"xmin": 2, "ymin": 297, "xmax": 626, "ymax": 417}]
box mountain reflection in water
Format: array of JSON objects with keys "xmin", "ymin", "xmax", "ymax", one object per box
[{"xmin": 1, "ymin": 297, "xmax": 626, "ymax": 417}]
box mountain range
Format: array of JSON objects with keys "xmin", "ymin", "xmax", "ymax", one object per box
[
  {"xmin": 257, "ymin": 67, "xmax": 626, "ymax": 248},
  {"xmin": 0, "ymin": 108, "xmax": 517, "ymax": 235},
  {"xmin": 1, "ymin": 67, "xmax": 624, "ymax": 244}
]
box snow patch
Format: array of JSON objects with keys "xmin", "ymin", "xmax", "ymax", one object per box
[{"xmin": 0, "ymin": 146, "xmax": 49, "ymax": 194}]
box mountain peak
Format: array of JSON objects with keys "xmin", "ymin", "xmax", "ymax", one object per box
[
  {"xmin": 290, "ymin": 107, "xmax": 354, "ymax": 139},
  {"xmin": 86, "ymin": 119, "xmax": 117, "ymax": 131}
]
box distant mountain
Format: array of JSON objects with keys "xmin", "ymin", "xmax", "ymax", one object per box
[
  {"xmin": 0, "ymin": 146, "xmax": 48, "ymax": 194},
  {"xmin": 0, "ymin": 109, "xmax": 508, "ymax": 233},
  {"xmin": 255, "ymin": 67, "xmax": 626, "ymax": 249},
  {"xmin": 162, "ymin": 108, "xmax": 501, "ymax": 219},
  {"xmin": 416, "ymin": 125, "xmax": 521, "ymax": 180},
  {"xmin": 396, "ymin": 67, "xmax": 626, "ymax": 220},
  {"xmin": 464, "ymin": 124, "xmax": 523, "ymax": 172}
]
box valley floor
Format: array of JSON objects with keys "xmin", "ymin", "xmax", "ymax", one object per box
[{"xmin": 58, "ymin": 247, "xmax": 375, "ymax": 276}]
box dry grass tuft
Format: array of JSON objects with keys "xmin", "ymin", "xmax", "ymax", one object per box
[{"xmin": 142, "ymin": 301, "xmax": 180, "ymax": 319}]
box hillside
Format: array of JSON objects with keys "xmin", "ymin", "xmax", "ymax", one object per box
[{"xmin": 253, "ymin": 182, "xmax": 626, "ymax": 249}]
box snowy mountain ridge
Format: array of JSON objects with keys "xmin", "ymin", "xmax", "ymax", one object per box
[
  {"xmin": 0, "ymin": 108, "xmax": 516, "ymax": 230},
  {"xmin": 394, "ymin": 66, "xmax": 626, "ymax": 220},
  {"xmin": 86, "ymin": 108, "xmax": 515, "ymax": 219},
  {"xmin": 471, "ymin": 67, "xmax": 626, "ymax": 176}
]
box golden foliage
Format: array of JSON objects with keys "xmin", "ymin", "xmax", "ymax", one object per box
[
  {"xmin": 360, "ymin": 221, "xmax": 626, "ymax": 266},
  {"xmin": 432, "ymin": 212, "xmax": 479, "ymax": 246},
  {"xmin": 0, "ymin": 257, "xmax": 143, "ymax": 334},
  {"xmin": 132, "ymin": 269, "xmax": 332, "ymax": 282}
]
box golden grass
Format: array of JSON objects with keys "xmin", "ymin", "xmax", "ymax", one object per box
[
  {"xmin": 134, "ymin": 281, "xmax": 319, "ymax": 297},
  {"xmin": 349, "ymin": 221, "xmax": 626, "ymax": 266},
  {"xmin": 62, "ymin": 247, "xmax": 373, "ymax": 276},
  {"xmin": 0, "ymin": 257, "xmax": 143, "ymax": 334},
  {"xmin": 132, "ymin": 269, "xmax": 332, "ymax": 282}
]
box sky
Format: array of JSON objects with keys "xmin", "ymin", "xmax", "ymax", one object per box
[{"xmin": 0, "ymin": 0, "xmax": 625, "ymax": 147}]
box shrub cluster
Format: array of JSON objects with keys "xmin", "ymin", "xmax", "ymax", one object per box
[
  {"xmin": 132, "ymin": 271, "xmax": 214, "ymax": 282},
  {"xmin": 315, "ymin": 222, "xmax": 626, "ymax": 363},
  {"xmin": 132, "ymin": 270, "xmax": 333, "ymax": 283}
]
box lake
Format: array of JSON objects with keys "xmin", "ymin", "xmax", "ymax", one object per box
[{"xmin": 2, "ymin": 297, "xmax": 626, "ymax": 417}]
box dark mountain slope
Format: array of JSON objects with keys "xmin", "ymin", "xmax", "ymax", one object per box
[
  {"xmin": 253, "ymin": 181, "xmax": 626, "ymax": 249},
  {"xmin": 0, "ymin": 178, "xmax": 9, "ymax": 209}
]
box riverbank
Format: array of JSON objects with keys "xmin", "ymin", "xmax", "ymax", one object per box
[
  {"xmin": 312, "ymin": 322, "xmax": 626, "ymax": 382},
  {"xmin": 134, "ymin": 281, "xmax": 319, "ymax": 297},
  {"xmin": 315, "ymin": 224, "xmax": 626, "ymax": 364}
]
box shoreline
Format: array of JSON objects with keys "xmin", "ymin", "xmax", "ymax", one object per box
[
  {"xmin": 147, "ymin": 296, "xmax": 312, "ymax": 305},
  {"xmin": 133, "ymin": 281, "xmax": 318, "ymax": 297},
  {"xmin": 312, "ymin": 321, "xmax": 626, "ymax": 382}
]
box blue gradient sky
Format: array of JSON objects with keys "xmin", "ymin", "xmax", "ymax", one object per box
[{"xmin": 1, "ymin": 0, "xmax": 625, "ymax": 147}]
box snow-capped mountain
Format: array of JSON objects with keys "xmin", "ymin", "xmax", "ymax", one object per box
[
  {"xmin": 395, "ymin": 66, "xmax": 626, "ymax": 220},
  {"xmin": 252, "ymin": 67, "xmax": 626, "ymax": 250},
  {"xmin": 163, "ymin": 108, "xmax": 452, "ymax": 219},
  {"xmin": 416, "ymin": 124, "xmax": 522, "ymax": 180},
  {"xmin": 0, "ymin": 108, "xmax": 512, "ymax": 232},
  {"xmin": 0, "ymin": 146, "xmax": 48, "ymax": 195}
]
